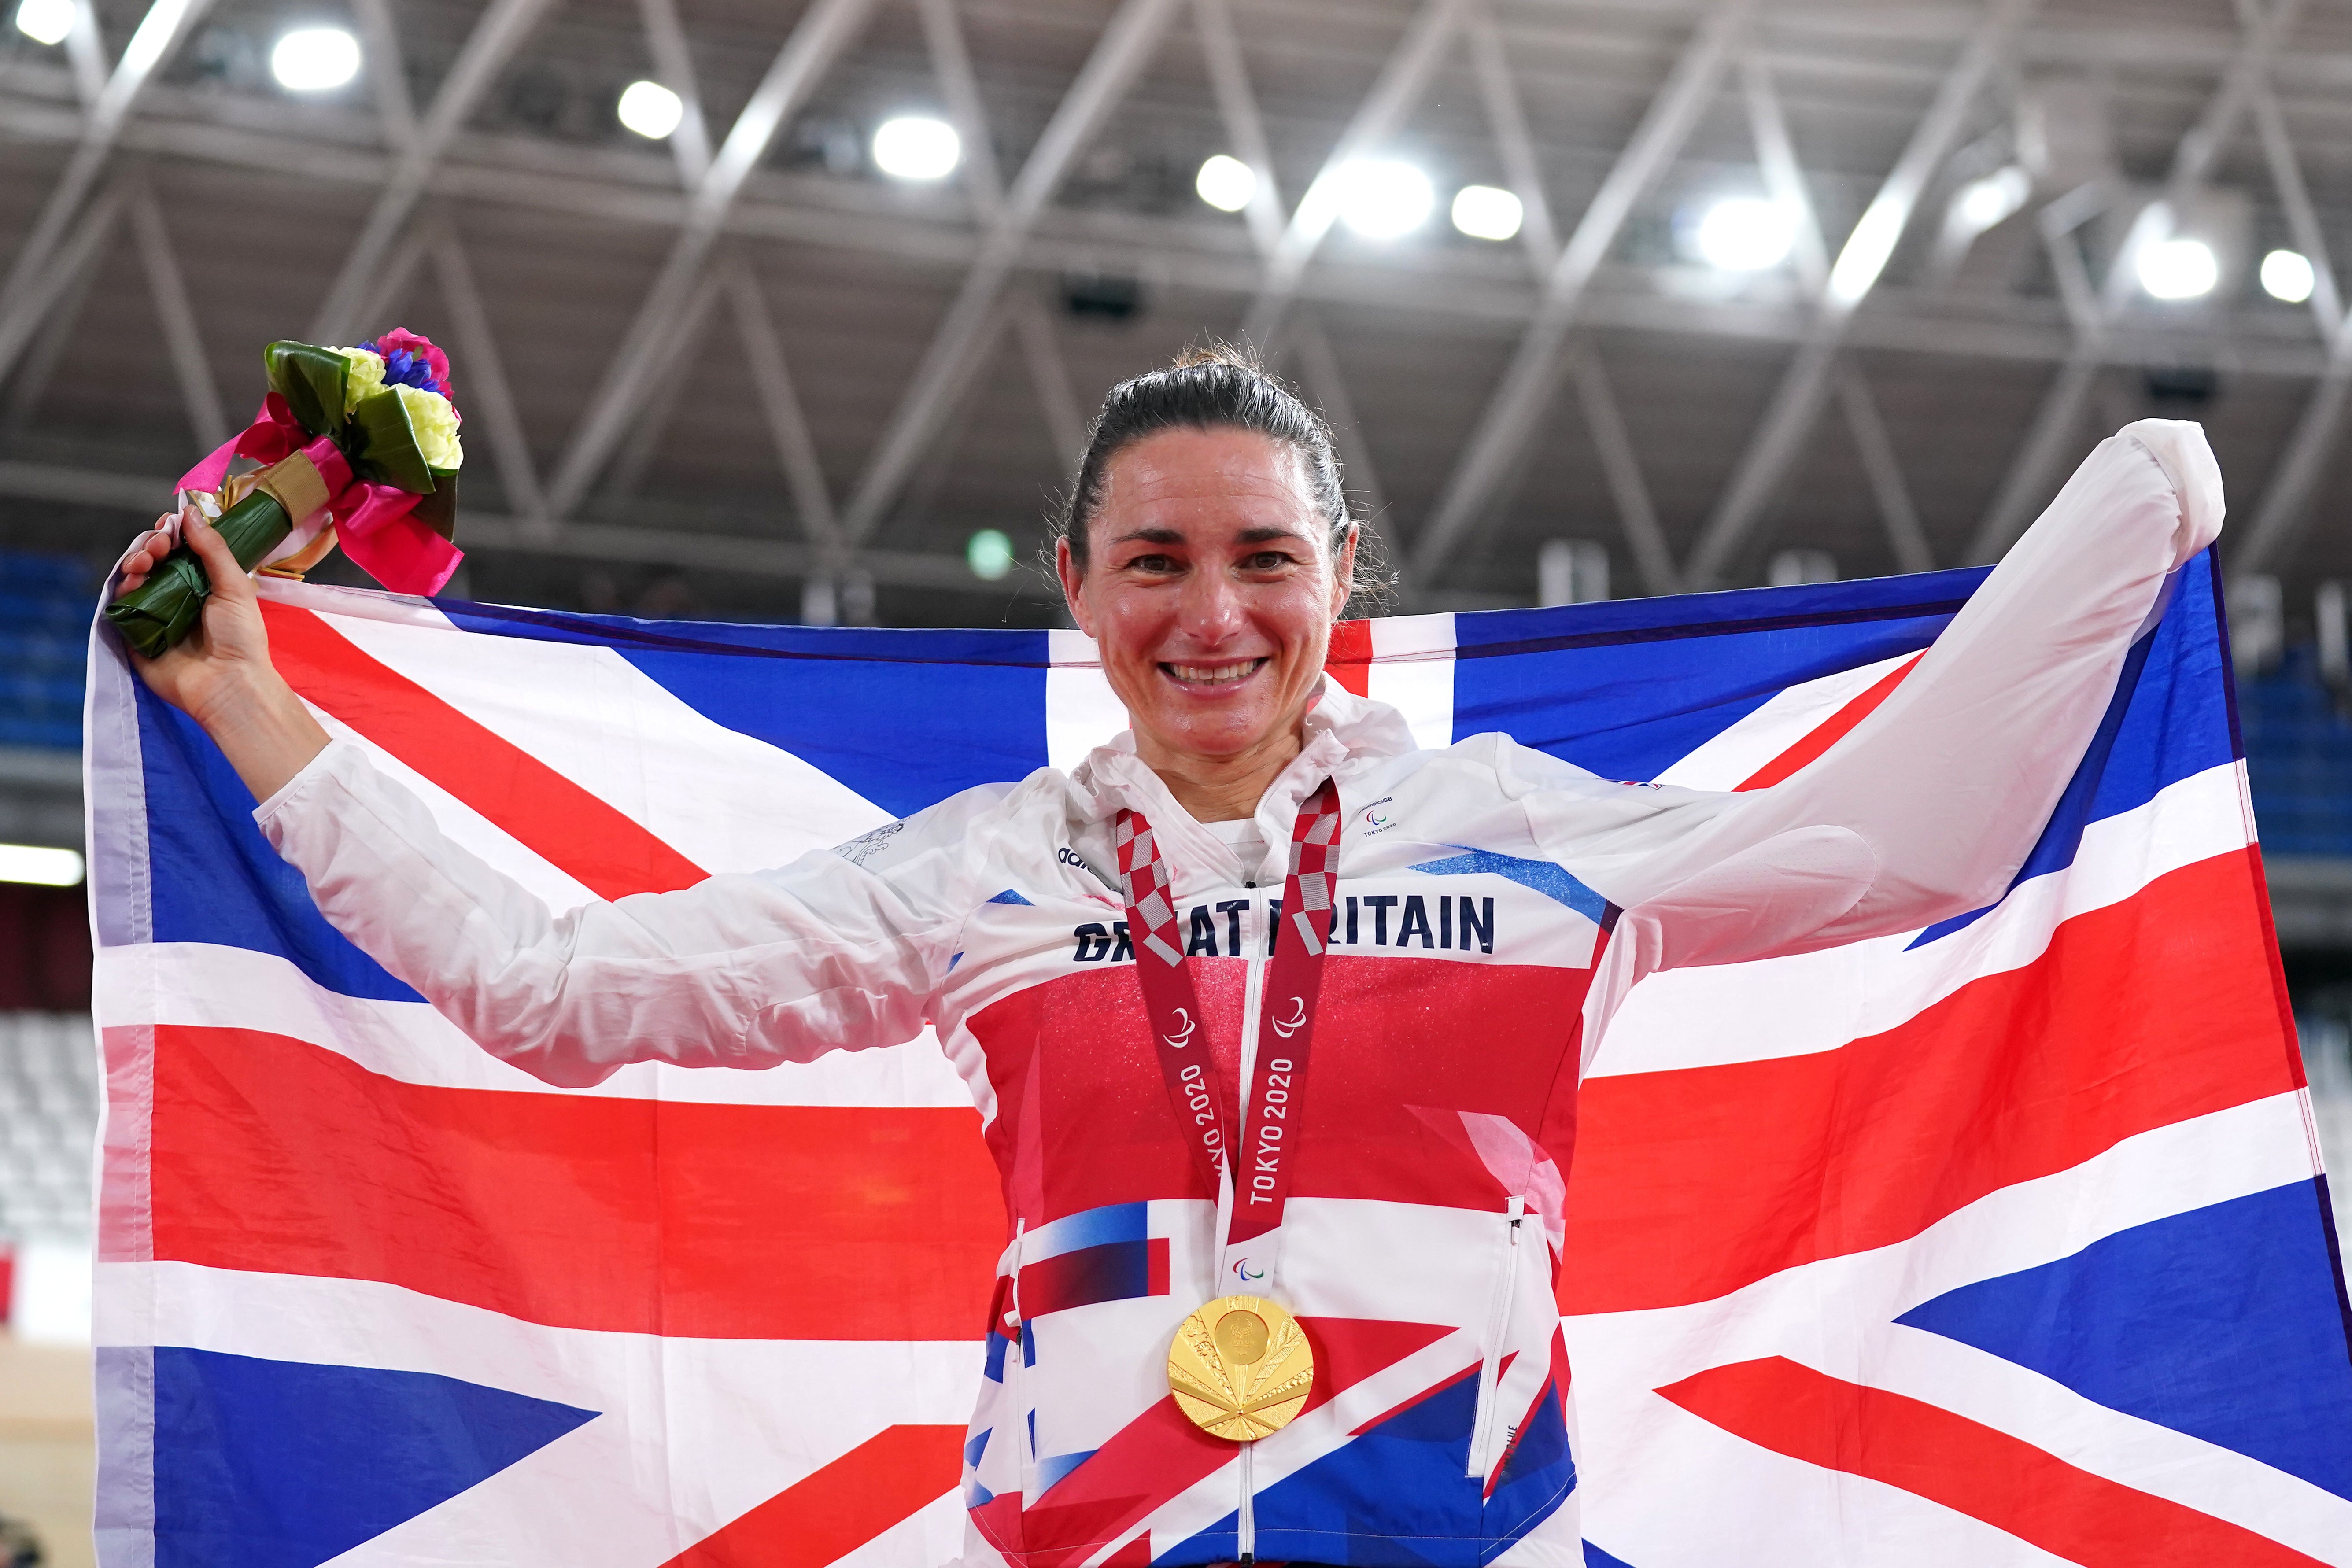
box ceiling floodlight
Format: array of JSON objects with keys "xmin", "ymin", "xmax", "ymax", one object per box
[
  {"xmin": 2261, "ymin": 248, "xmax": 2316, "ymax": 304},
  {"xmin": 1450, "ymin": 184, "xmax": 1523, "ymax": 242},
  {"xmin": 0, "ymin": 843, "xmax": 82, "ymax": 887},
  {"xmin": 1953, "ymin": 165, "xmax": 2031, "ymax": 234},
  {"xmin": 271, "ymin": 26, "xmax": 361, "ymax": 91},
  {"xmin": 872, "ymin": 115, "xmax": 960, "ymax": 181},
  {"xmin": 617, "ymin": 79, "xmax": 684, "ymax": 140},
  {"xmin": 13, "ymin": 0, "xmax": 74, "ymax": 47},
  {"xmin": 1693, "ymin": 196, "xmax": 1796, "ymax": 272},
  {"xmin": 1196, "ymin": 154, "xmax": 1256, "ymax": 213},
  {"xmin": 2138, "ymin": 236, "xmax": 2219, "ymax": 300},
  {"xmin": 967, "ymin": 529, "xmax": 1014, "ymax": 582},
  {"xmin": 1334, "ymin": 159, "xmax": 1434, "ymax": 240}
]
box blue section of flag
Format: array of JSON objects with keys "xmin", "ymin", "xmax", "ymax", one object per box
[
  {"xmin": 988, "ymin": 888, "xmax": 1034, "ymax": 906},
  {"xmin": 1180, "ymin": 1370, "xmax": 1533, "ymax": 1564},
  {"xmin": 1584, "ymin": 1546, "xmax": 1641, "ymax": 1568},
  {"xmin": 1452, "ymin": 569, "xmax": 1981, "ymax": 783},
  {"xmin": 1025, "ymin": 1200, "xmax": 1149, "ymax": 1262},
  {"xmin": 152, "ymin": 1347, "xmax": 595, "ymax": 1568},
  {"xmin": 1410, "ymin": 847, "xmax": 1611, "ymax": 924},
  {"xmin": 1485, "ymin": 1373, "xmax": 1576, "ymax": 1547},
  {"xmin": 137, "ymin": 685, "xmax": 420, "ymax": 1003},
  {"xmin": 1036, "ymin": 1447, "xmax": 1097, "ymax": 1494},
  {"xmin": 1897, "ymin": 1179, "xmax": 2352, "ymax": 1503},
  {"xmin": 434, "ymin": 604, "xmax": 1051, "ymax": 818}
]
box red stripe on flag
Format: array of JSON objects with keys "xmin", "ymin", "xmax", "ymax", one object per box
[
  {"xmin": 1561, "ymin": 849, "xmax": 2297, "ymax": 1314},
  {"xmin": 1324, "ymin": 617, "xmax": 1374, "ymax": 697},
  {"xmin": 258, "ymin": 601, "xmax": 708, "ymax": 899},
  {"xmin": 1735, "ymin": 652, "xmax": 1924, "ymax": 791},
  {"xmin": 660, "ymin": 1423, "xmax": 963, "ymax": 1568},
  {"xmin": 148, "ymin": 1024, "xmax": 1003, "ymax": 1339},
  {"xmin": 1659, "ymin": 1358, "xmax": 2330, "ymax": 1568}
]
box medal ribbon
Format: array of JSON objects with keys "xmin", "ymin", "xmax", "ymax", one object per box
[{"xmin": 1117, "ymin": 778, "xmax": 1343, "ymax": 1286}]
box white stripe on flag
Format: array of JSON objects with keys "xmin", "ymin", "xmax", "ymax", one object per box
[{"xmin": 1653, "ymin": 650, "xmax": 1920, "ymax": 790}]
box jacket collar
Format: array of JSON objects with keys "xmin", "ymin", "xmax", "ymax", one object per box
[{"xmin": 1072, "ymin": 681, "xmax": 1418, "ymax": 889}]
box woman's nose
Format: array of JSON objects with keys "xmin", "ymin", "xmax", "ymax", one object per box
[{"xmin": 1174, "ymin": 566, "xmax": 1248, "ymax": 639}]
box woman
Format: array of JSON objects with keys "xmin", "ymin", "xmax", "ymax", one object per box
[{"xmin": 117, "ymin": 348, "xmax": 2221, "ymax": 1566}]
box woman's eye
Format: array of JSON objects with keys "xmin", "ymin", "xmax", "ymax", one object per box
[
  {"xmin": 1244, "ymin": 552, "xmax": 1290, "ymax": 570},
  {"xmin": 1126, "ymin": 554, "xmax": 1179, "ymax": 574}
]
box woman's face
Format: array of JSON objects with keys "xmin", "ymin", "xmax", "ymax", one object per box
[{"xmin": 1058, "ymin": 426, "xmax": 1354, "ymax": 770}]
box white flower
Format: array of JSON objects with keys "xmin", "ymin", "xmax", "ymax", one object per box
[
  {"xmin": 336, "ymin": 347, "xmax": 385, "ymax": 413},
  {"xmin": 395, "ymin": 384, "xmax": 464, "ymax": 470}
]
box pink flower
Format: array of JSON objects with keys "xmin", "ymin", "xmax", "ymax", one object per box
[{"xmin": 370, "ymin": 328, "xmax": 454, "ymax": 400}]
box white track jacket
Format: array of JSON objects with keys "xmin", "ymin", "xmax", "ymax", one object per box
[{"xmin": 258, "ymin": 422, "xmax": 2224, "ymax": 1568}]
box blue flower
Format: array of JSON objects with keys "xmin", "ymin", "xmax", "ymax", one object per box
[{"xmin": 360, "ymin": 339, "xmax": 450, "ymax": 398}]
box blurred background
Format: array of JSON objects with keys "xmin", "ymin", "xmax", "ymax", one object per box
[{"xmin": 5, "ymin": 0, "xmax": 2352, "ymax": 1561}]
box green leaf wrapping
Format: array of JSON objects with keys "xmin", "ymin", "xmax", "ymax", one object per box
[
  {"xmin": 101, "ymin": 490, "xmax": 293, "ymax": 660},
  {"xmin": 264, "ymin": 341, "xmax": 350, "ymax": 440},
  {"xmin": 345, "ymin": 387, "xmax": 437, "ymax": 494}
]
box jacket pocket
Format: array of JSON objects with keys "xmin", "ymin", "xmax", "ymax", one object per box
[{"xmin": 1466, "ymin": 1195, "xmax": 1525, "ymax": 1480}]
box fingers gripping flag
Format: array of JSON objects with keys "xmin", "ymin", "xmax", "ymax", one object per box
[{"xmin": 83, "ymin": 556, "xmax": 2352, "ymax": 1568}]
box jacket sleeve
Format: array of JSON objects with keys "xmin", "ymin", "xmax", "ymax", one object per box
[
  {"xmin": 255, "ymin": 739, "xmax": 985, "ymax": 1087},
  {"xmin": 1519, "ymin": 418, "xmax": 2224, "ymax": 974}
]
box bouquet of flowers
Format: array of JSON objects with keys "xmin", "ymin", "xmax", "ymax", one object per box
[{"xmin": 105, "ymin": 329, "xmax": 466, "ymax": 659}]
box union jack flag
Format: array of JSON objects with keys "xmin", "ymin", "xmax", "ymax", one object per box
[{"xmin": 83, "ymin": 547, "xmax": 2352, "ymax": 1567}]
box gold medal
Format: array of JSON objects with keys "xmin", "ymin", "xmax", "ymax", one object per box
[{"xmin": 1166, "ymin": 1294, "xmax": 1314, "ymax": 1441}]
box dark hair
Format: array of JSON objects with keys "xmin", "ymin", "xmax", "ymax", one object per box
[{"xmin": 1054, "ymin": 343, "xmax": 1374, "ymax": 600}]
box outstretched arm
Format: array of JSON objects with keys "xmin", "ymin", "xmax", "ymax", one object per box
[
  {"xmin": 116, "ymin": 509, "xmax": 971, "ymax": 1088},
  {"xmin": 1544, "ymin": 419, "xmax": 2223, "ymax": 973}
]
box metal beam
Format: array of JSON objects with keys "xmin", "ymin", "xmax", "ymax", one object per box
[
  {"xmin": 1193, "ymin": 0, "xmax": 1286, "ymax": 256},
  {"xmin": 916, "ymin": 0, "xmax": 1004, "ymax": 210},
  {"xmin": 1238, "ymin": 0, "xmax": 1471, "ymax": 348},
  {"xmin": 0, "ymin": 181, "xmax": 122, "ymax": 384},
  {"xmin": 1408, "ymin": 0, "xmax": 1753, "ymax": 588},
  {"xmin": 1836, "ymin": 365, "xmax": 1936, "ymax": 574},
  {"xmin": 124, "ymin": 173, "xmax": 228, "ymax": 450},
  {"xmin": 546, "ymin": 0, "xmax": 880, "ymax": 520},
  {"xmin": 1680, "ymin": 0, "xmax": 2032, "ymax": 588},
  {"xmin": 1464, "ymin": 0, "xmax": 1561, "ymax": 274},
  {"xmin": 430, "ymin": 220, "xmax": 548, "ymax": 526},
  {"xmin": 1968, "ymin": 0, "xmax": 2305, "ymax": 563},
  {"xmin": 0, "ymin": 0, "xmax": 210, "ymax": 310},
  {"xmin": 1568, "ymin": 349, "xmax": 1679, "ymax": 596},
  {"xmin": 309, "ymin": 0, "xmax": 560, "ymax": 343},
  {"xmin": 637, "ymin": 0, "xmax": 713, "ymax": 185},
  {"xmin": 604, "ymin": 270, "xmax": 726, "ymax": 501},
  {"xmin": 723, "ymin": 249, "xmax": 842, "ymax": 550},
  {"xmin": 837, "ymin": 0, "xmax": 1182, "ymax": 546},
  {"xmin": 1008, "ymin": 291, "xmax": 1088, "ymax": 468},
  {"xmin": 348, "ymin": 0, "xmax": 419, "ymax": 153},
  {"xmin": 1291, "ymin": 312, "xmax": 1390, "ymax": 528}
]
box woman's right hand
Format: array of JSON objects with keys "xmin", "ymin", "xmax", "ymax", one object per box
[{"xmin": 114, "ymin": 503, "xmax": 331, "ymax": 800}]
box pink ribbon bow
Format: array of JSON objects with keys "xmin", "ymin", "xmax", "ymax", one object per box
[{"xmin": 178, "ymin": 392, "xmax": 464, "ymax": 596}]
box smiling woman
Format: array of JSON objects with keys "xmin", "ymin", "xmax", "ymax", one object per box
[{"xmin": 1053, "ymin": 346, "xmax": 1365, "ymax": 824}]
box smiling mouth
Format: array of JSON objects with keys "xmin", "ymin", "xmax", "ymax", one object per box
[{"xmin": 1162, "ymin": 659, "xmax": 1268, "ymax": 687}]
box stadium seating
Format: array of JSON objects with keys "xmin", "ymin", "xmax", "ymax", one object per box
[{"xmin": 0, "ymin": 551, "xmax": 88, "ymax": 752}]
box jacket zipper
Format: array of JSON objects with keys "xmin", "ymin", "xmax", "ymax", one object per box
[
  {"xmin": 1235, "ymin": 889, "xmax": 1266, "ymax": 1558},
  {"xmin": 1467, "ymin": 1195, "xmax": 1525, "ymax": 1481}
]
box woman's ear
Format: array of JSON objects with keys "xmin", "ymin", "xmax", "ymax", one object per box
[{"xmin": 1056, "ymin": 535, "xmax": 1094, "ymax": 638}]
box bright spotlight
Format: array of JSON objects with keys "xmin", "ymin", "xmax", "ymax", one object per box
[
  {"xmin": 1693, "ymin": 196, "xmax": 1796, "ymax": 272},
  {"xmin": 0, "ymin": 843, "xmax": 82, "ymax": 887},
  {"xmin": 1334, "ymin": 159, "xmax": 1434, "ymax": 240},
  {"xmin": 13, "ymin": 0, "xmax": 74, "ymax": 47},
  {"xmin": 2261, "ymin": 248, "xmax": 2316, "ymax": 304},
  {"xmin": 271, "ymin": 26, "xmax": 361, "ymax": 92},
  {"xmin": 872, "ymin": 115, "xmax": 960, "ymax": 181},
  {"xmin": 1196, "ymin": 154, "xmax": 1256, "ymax": 213},
  {"xmin": 2138, "ymin": 236, "xmax": 2219, "ymax": 300},
  {"xmin": 617, "ymin": 79, "xmax": 684, "ymax": 140},
  {"xmin": 1450, "ymin": 184, "xmax": 1523, "ymax": 243},
  {"xmin": 967, "ymin": 529, "xmax": 1014, "ymax": 582},
  {"xmin": 1953, "ymin": 165, "xmax": 2031, "ymax": 234}
]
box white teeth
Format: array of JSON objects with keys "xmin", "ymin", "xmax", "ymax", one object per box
[{"xmin": 1166, "ymin": 661, "xmax": 1261, "ymax": 684}]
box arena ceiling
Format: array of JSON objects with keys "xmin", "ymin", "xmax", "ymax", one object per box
[{"xmin": 2, "ymin": 0, "xmax": 2350, "ymax": 629}]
